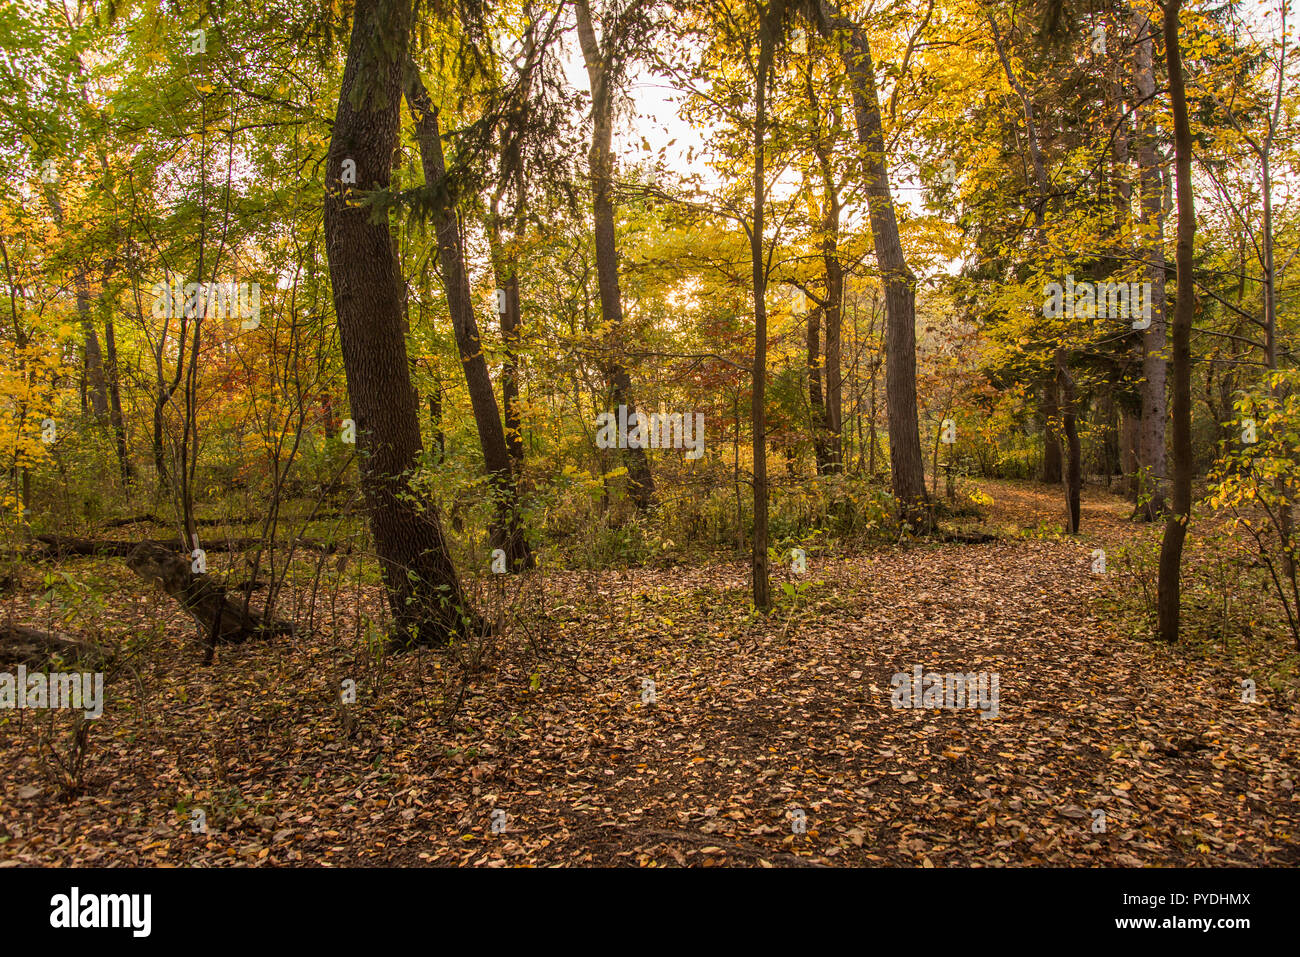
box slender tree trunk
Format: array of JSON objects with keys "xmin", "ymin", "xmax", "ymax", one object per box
[
  {"xmin": 75, "ymin": 276, "xmax": 109, "ymax": 420},
  {"xmin": 428, "ymin": 389, "xmax": 445, "ymax": 464},
  {"xmin": 487, "ymin": 225, "xmax": 526, "ymax": 473},
  {"xmin": 323, "ymin": 0, "xmax": 475, "ymax": 645},
  {"xmin": 805, "ymin": 69, "xmax": 844, "ymax": 474},
  {"xmin": 404, "ymin": 65, "xmax": 533, "ymax": 571},
  {"xmin": 807, "ymin": 302, "xmax": 829, "ymax": 472},
  {"xmin": 1258, "ymin": 154, "xmax": 1292, "ymax": 574},
  {"xmin": 820, "ymin": 3, "xmax": 928, "ymax": 526},
  {"xmin": 1042, "ymin": 381, "xmax": 1062, "ymax": 483},
  {"xmin": 822, "ymin": 207, "xmax": 844, "ymax": 474},
  {"xmin": 1120, "ymin": 408, "xmax": 1140, "ymax": 500},
  {"xmin": 101, "ymin": 301, "xmax": 131, "ymax": 485},
  {"xmin": 1056, "ymin": 349, "xmax": 1081, "ymax": 532},
  {"xmin": 573, "ymin": 0, "xmax": 655, "ymax": 510},
  {"xmin": 750, "ymin": 3, "xmax": 778, "ymax": 611},
  {"xmin": 1134, "ymin": 7, "xmax": 1168, "ymax": 520},
  {"xmin": 1158, "ymin": 0, "xmax": 1195, "ymax": 644},
  {"xmin": 43, "ymin": 185, "xmax": 109, "ymax": 420}
]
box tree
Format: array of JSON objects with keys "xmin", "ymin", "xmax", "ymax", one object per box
[
  {"xmin": 815, "ymin": 1, "xmax": 929, "ymax": 528},
  {"xmin": 323, "ymin": 0, "xmax": 475, "ymax": 645},
  {"xmin": 1133, "ymin": 4, "xmax": 1168, "ymax": 521},
  {"xmin": 573, "ymin": 0, "xmax": 657, "ymax": 510},
  {"xmin": 1157, "ymin": 0, "xmax": 1196, "ymax": 644},
  {"xmin": 404, "ymin": 59, "xmax": 534, "ymax": 572},
  {"xmin": 748, "ymin": 0, "xmax": 786, "ymax": 611}
]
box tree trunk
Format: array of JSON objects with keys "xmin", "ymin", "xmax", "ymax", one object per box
[
  {"xmin": 807, "ymin": 303, "xmax": 829, "ymax": 472},
  {"xmin": 1056, "ymin": 349, "xmax": 1081, "ymax": 533},
  {"xmin": 487, "ymin": 227, "xmax": 526, "ymax": 473},
  {"xmin": 806, "ymin": 68, "xmax": 844, "ymax": 474},
  {"xmin": 126, "ymin": 541, "xmax": 294, "ymax": 664},
  {"xmin": 1119, "ymin": 408, "xmax": 1140, "ymax": 500},
  {"xmin": 428, "ymin": 388, "xmax": 445, "ymax": 464},
  {"xmin": 749, "ymin": 4, "xmax": 777, "ymax": 612},
  {"xmin": 822, "ymin": 6, "xmax": 928, "ymax": 527},
  {"xmin": 322, "ymin": 0, "xmax": 475, "ymax": 646},
  {"xmin": 822, "ymin": 209, "xmax": 844, "ymax": 474},
  {"xmin": 573, "ymin": 0, "xmax": 655, "ymax": 511},
  {"xmin": 1134, "ymin": 7, "xmax": 1168, "ymax": 521},
  {"xmin": 1042, "ymin": 380, "xmax": 1063, "ymax": 483},
  {"xmin": 1157, "ymin": 0, "xmax": 1195, "ymax": 644},
  {"xmin": 76, "ymin": 275, "xmax": 109, "ymax": 420},
  {"xmin": 101, "ymin": 300, "xmax": 132, "ymax": 485},
  {"xmin": 404, "ymin": 64, "xmax": 533, "ymax": 572}
]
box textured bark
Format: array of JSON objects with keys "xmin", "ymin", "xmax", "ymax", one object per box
[
  {"xmin": 404, "ymin": 65, "xmax": 533, "ymax": 571},
  {"xmin": 1042, "ymin": 380, "xmax": 1063, "ymax": 483},
  {"xmin": 574, "ymin": 0, "xmax": 655, "ymax": 510},
  {"xmin": 101, "ymin": 302, "xmax": 132, "ymax": 484},
  {"xmin": 807, "ymin": 303, "xmax": 829, "ymax": 472},
  {"xmin": 487, "ymin": 229, "xmax": 525, "ymax": 472},
  {"xmin": 428, "ymin": 389, "xmax": 445, "ymax": 463},
  {"xmin": 1056, "ymin": 350, "xmax": 1081, "ymax": 533},
  {"xmin": 1134, "ymin": 7, "xmax": 1168, "ymax": 521},
  {"xmin": 76, "ymin": 275, "xmax": 109, "ymax": 419},
  {"xmin": 0, "ymin": 625, "xmax": 104, "ymax": 669},
  {"xmin": 1158, "ymin": 0, "xmax": 1195, "ymax": 644},
  {"xmin": 1119, "ymin": 409, "xmax": 1140, "ymax": 500},
  {"xmin": 323, "ymin": 0, "xmax": 475, "ymax": 645},
  {"xmin": 821, "ymin": 3, "xmax": 928, "ymax": 526},
  {"xmin": 43, "ymin": 185, "xmax": 109, "ymax": 419},
  {"xmin": 34, "ymin": 534, "xmax": 338, "ymax": 558},
  {"xmin": 749, "ymin": 4, "xmax": 778, "ymax": 612},
  {"xmin": 806, "ymin": 69, "xmax": 844, "ymax": 474},
  {"xmin": 126, "ymin": 542, "xmax": 294, "ymax": 663},
  {"xmin": 821, "ymin": 204, "xmax": 844, "ymax": 474}
]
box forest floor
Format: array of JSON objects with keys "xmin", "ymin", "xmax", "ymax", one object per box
[{"xmin": 2, "ymin": 480, "xmax": 1298, "ymax": 867}]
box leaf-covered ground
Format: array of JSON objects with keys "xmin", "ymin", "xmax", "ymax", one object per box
[{"xmin": 2, "ymin": 481, "xmax": 1298, "ymax": 866}]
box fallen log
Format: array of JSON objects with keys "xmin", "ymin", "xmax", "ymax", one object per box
[
  {"xmin": 101, "ymin": 511, "xmax": 345, "ymax": 529},
  {"xmin": 34, "ymin": 535, "xmax": 340, "ymax": 559},
  {"xmin": 124, "ymin": 542, "xmax": 296, "ymax": 664},
  {"xmin": 0, "ymin": 624, "xmax": 105, "ymax": 668}
]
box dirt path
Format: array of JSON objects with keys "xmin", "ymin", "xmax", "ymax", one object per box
[{"xmin": 2, "ymin": 482, "xmax": 1296, "ymax": 866}]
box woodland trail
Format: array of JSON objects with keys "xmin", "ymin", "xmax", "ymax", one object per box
[{"xmin": 2, "ymin": 481, "xmax": 1296, "ymax": 866}]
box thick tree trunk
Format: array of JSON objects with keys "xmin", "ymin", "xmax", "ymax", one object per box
[
  {"xmin": 404, "ymin": 65, "xmax": 533, "ymax": 571},
  {"xmin": 322, "ymin": 0, "xmax": 475, "ymax": 646},
  {"xmin": 574, "ymin": 0, "xmax": 655, "ymax": 511},
  {"xmin": 1157, "ymin": 0, "xmax": 1195, "ymax": 644},
  {"xmin": 1134, "ymin": 7, "xmax": 1168, "ymax": 521}
]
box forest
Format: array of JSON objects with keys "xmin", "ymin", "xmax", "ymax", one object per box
[{"xmin": 0, "ymin": 0, "xmax": 1297, "ymax": 872}]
